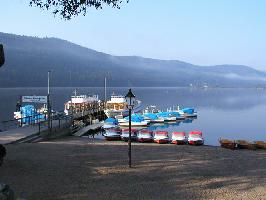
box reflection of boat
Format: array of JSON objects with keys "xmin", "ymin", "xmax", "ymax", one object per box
[
  {"xmin": 154, "ymin": 131, "xmax": 169, "ymax": 144},
  {"xmin": 219, "ymin": 139, "xmax": 237, "ymax": 150},
  {"xmin": 182, "ymin": 118, "xmax": 193, "ymax": 123},
  {"xmin": 188, "ymin": 131, "xmax": 204, "ymax": 145},
  {"xmin": 104, "ymin": 95, "xmax": 142, "ymax": 118},
  {"xmin": 148, "ymin": 123, "xmax": 169, "ymax": 131},
  {"xmin": 254, "ymin": 141, "xmax": 266, "ymax": 150},
  {"xmin": 103, "ymin": 128, "xmax": 121, "ymax": 141},
  {"xmin": 121, "ymin": 128, "xmax": 138, "ymax": 142},
  {"xmin": 171, "ymin": 132, "xmax": 187, "ymax": 145},
  {"xmin": 64, "ymin": 92, "xmax": 99, "ymax": 115},
  {"xmin": 236, "ymin": 140, "xmax": 257, "ymax": 150},
  {"xmin": 137, "ymin": 130, "xmax": 154, "ymax": 143},
  {"xmin": 102, "ymin": 118, "xmax": 119, "ymax": 129}
]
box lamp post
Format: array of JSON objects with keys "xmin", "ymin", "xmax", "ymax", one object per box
[
  {"xmin": 47, "ymin": 71, "xmax": 51, "ymax": 133},
  {"xmin": 125, "ymin": 88, "xmax": 136, "ymax": 168}
]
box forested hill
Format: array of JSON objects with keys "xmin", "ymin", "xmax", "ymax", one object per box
[{"xmin": 0, "ymin": 32, "xmax": 266, "ymax": 87}]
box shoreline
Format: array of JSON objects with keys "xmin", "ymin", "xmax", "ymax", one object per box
[{"xmin": 0, "ymin": 136, "xmax": 265, "ymax": 200}]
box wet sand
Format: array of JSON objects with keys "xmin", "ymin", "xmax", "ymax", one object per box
[{"xmin": 0, "ymin": 137, "xmax": 265, "ymax": 200}]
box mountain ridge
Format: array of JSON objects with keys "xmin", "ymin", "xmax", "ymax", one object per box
[{"xmin": 0, "ymin": 32, "xmax": 265, "ymax": 87}]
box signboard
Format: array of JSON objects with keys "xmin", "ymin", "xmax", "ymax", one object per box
[
  {"xmin": 22, "ymin": 96, "xmax": 48, "ymax": 104},
  {"xmin": 0, "ymin": 44, "xmax": 4, "ymax": 67}
]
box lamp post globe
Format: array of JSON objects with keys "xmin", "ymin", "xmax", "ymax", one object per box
[{"xmin": 125, "ymin": 88, "xmax": 135, "ymax": 168}]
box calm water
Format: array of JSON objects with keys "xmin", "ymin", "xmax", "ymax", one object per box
[{"xmin": 0, "ymin": 87, "xmax": 266, "ymax": 146}]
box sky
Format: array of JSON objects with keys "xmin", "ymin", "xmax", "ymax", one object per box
[{"xmin": 0, "ymin": 0, "xmax": 266, "ymax": 70}]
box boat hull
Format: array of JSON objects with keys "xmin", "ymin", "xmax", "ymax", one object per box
[
  {"xmin": 121, "ymin": 136, "xmax": 137, "ymax": 142},
  {"xmin": 188, "ymin": 140, "xmax": 204, "ymax": 145},
  {"xmin": 219, "ymin": 140, "xmax": 237, "ymax": 150},
  {"xmin": 154, "ymin": 139, "xmax": 169, "ymax": 144},
  {"xmin": 137, "ymin": 138, "xmax": 153, "ymax": 143},
  {"xmin": 171, "ymin": 140, "xmax": 186, "ymax": 145},
  {"xmin": 119, "ymin": 121, "xmax": 148, "ymax": 127}
]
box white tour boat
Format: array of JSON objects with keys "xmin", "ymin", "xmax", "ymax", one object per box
[
  {"xmin": 64, "ymin": 91, "xmax": 99, "ymax": 115},
  {"xmin": 104, "ymin": 95, "xmax": 142, "ymax": 118}
]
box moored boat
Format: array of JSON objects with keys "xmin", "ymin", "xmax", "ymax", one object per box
[
  {"xmin": 121, "ymin": 128, "xmax": 138, "ymax": 142},
  {"xmin": 14, "ymin": 104, "xmax": 46, "ymax": 125},
  {"xmin": 188, "ymin": 131, "xmax": 204, "ymax": 145},
  {"xmin": 182, "ymin": 108, "xmax": 197, "ymax": 118},
  {"xmin": 103, "ymin": 128, "xmax": 121, "ymax": 141},
  {"xmin": 254, "ymin": 141, "xmax": 266, "ymax": 150},
  {"xmin": 219, "ymin": 139, "xmax": 237, "ymax": 150},
  {"xmin": 236, "ymin": 140, "xmax": 257, "ymax": 150},
  {"xmin": 119, "ymin": 114, "xmax": 149, "ymax": 127},
  {"xmin": 154, "ymin": 131, "xmax": 169, "ymax": 144},
  {"xmin": 137, "ymin": 130, "xmax": 154, "ymax": 143},
  {"xmin": 156, "ymin": 112, "xmax": 176, "ymax": 122},
  {"xmin": 168, "ymin": 112, "xmax": 185, "ymax": 120},
  {"xmin": 171, "ymin": 132, "xmax": 187, "ymax": 145},
  {"xmin": 104, "ymin": 95, "xmax": 142, "ymax": 118},
  {"xmin": 143, "ymin": 113, "xmax": 164, "ymax": 123},
  {"xmin": 64, "ymin": 91, "xmax": 99, "ymax": 115},
  {"xmin": 102, "ymin": 118, "xmax": 119, "ymax": 129}
]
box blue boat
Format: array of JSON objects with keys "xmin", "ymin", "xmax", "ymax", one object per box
[
  {"xmin": 181, "ymin": 108, "xmax": 197, "ymax": 118},
  {"xmin": 119, "ymin": 114, "xmax": 149, "ymax": 127},
  {"xmin": 143, "ymin": 113, "xmax": 164, "ymax": 123},
  {"xmin": 103, "ymin": 118, "xmax": 119, "ymax": 129},
  {"xmin": 14, "ymin": 105, "xmax": 45, "ymax": 125},
  {"xmin": 156, "ymin": 112, "xmax": 176, "ymax": 122}
]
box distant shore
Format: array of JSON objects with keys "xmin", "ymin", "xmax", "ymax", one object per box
[{"xmin": 1, "ymin": 137, "xmax": 265, "ymax": 200}]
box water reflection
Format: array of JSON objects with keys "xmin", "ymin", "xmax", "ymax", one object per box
[{"xmin": 1, "ymin": 87, "xmax": 266, "ymax": 145}]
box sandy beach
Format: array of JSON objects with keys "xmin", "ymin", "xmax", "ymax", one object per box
[{"xmin": 0, "ymin": 137, "xmax": 265, "ymax": 200}]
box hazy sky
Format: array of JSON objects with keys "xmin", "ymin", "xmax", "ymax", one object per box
[{"xmin": 0, "ymin": 0, "xmax": 266, "ymax": 70}]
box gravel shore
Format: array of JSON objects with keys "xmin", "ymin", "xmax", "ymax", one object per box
[{"xmin": 0, "ymin": 137, "xmax": 266, "ymax": 200}]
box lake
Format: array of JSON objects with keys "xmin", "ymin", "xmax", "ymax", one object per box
[{"xmin": 0, "ymin": 87, "xmax": 266, "ymax": 146}]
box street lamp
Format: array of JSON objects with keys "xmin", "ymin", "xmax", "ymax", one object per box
[{"xmin": 125, "ymin": 88, "xmax": 136, "ymax": 168}]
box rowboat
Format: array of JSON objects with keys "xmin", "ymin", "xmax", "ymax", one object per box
[
  {"xmin": 254, "ymin": 141, "xmax": 266, "ymax": 150},
  {"xmin": 154, "ymin": 131, "xmax": 169, "ymax": 144},
  {"xmin": 121, "ymin": 128, "xmax": 138, "ymax": 142},
  {"xmin": 188, "ymin": 131, "xmax": 204, "ymax": 145},
  {"xmin": 137, "ymin": 130, "xmax": 154, "ymax": 143},
  {"xmin": 236, "ymin": 140, "xmax": 257, "ymax": 150},
  {"xmin": 219, "ymin": 139, "xmax": 237, "ymax": 150},
  {"xmin": 171, "ymin": 132, "xmax": 187, "ymax": 144}
]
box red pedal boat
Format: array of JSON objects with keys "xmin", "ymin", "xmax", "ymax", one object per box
[
  {"xmin": 154, "ymin": 131, "xmax": 169, "ymax": 144},
  {"xmin": 171, "ymin": 132, "xmax": 187, "ymax": 145},
  {"xmin": 188, "ymin": 130, "xmax": 204, "ymax": 145},
  {"xmin": 137, "ymin": 130, "xmax": 154, "ymax": 143}
]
